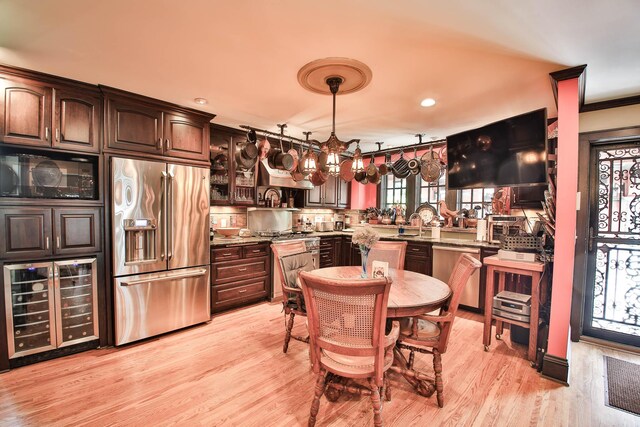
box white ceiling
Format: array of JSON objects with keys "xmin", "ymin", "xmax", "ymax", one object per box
[{"xmin": 1, "ymin": 0, "xmax": 639, "ymax": 152}]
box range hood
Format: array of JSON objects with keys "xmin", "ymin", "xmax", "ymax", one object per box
[{"xmin": 258, "ymin": 159, "xmax": 313, "ymax": 189}]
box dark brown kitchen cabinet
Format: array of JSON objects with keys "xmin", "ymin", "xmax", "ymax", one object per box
[
  {"xmin": 319, "ymin": 236, "xmax": 343, "ymax": 268},
  {"xmin": 163, "ymin": 113, "xmax": 210, "ymax": 161},
  {"xmin": 53, "ymin": 208, "xmax": 101, "ymax": 255},
  {"xmin": 0, "ymin": 207, "xmax": 101, "ymax": 259},
  {"xmin": 0, "ymin": 208, "xmax": 52, "ymax": 259},
  {"xmin": 106, "ymin": 98, "xmax": 163, "ymax": 155},
  {"xmin": 404, "ymin": 241, "xmax": 432, "ymax": 275},
  {"xmin": 337, "ymin": 177, "xmax": 350, "ymax": 208},
  {"xmin": 323, "ymin": 176, "xmax": 338, "ymax": 206},
  {"xmin": 0, "ymin": 79, "xmax": 52, "ymax": 147},
  {"xmin": 103, "ymin": 87, "xmax": 214, "ymax": 162},
  {"xmin": 53, "ymin": 88, "xmax": 101, "ymax": 153},
  {"xmin": 304, "ymin": 174, "xmax": 350, "ymax": 208},
  {"xmin": 305, "ymin": 184, "xmax": 324, "ymax": 207},
  {"xmin": 210, "ymin": 242, "xmax": 270, "ymax": 313},
  {"xmin": 0, "ymin": 71, "xmax": 101, "ymax": 153}
]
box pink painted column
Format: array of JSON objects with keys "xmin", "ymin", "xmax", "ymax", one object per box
[{"xmin": 547, "ymin": 78, "xmax": 580, "ymax": 360}]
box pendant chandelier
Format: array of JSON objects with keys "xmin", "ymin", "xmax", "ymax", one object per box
[{"xmin": 321, "ymin": 77, "xmax": 358, "ymax": 176}]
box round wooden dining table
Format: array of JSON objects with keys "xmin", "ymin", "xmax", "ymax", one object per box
[
  {"xmin": 307, "ymin": 266, "xmax": 452, "ymax": 398},
  {"xmin": 307, "ymin": 266, "xmax": 452, "ymax": 318}
]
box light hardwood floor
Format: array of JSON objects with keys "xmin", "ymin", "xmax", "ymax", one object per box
[{"xmin": 1, "ymin": 302, "xmax": 639, "ymax": 427}]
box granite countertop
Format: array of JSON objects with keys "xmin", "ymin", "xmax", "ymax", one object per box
[{"xmin": 211, "ymin": 231, "xmax": 499, "ymax": 249}]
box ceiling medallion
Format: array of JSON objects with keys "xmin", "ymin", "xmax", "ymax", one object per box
[{"xmin": 297, "ymin": 57, "xmax": 373, "ymax": 95}]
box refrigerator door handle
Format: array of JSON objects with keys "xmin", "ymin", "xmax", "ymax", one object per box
[
  {"xmin": 167, "ymin": 171, "xmax": 175, "ymax": 261},
  {"xmin": 161, "ymin": 171, "xmax": 168, "ymax": 260},
  {"xmin": 120, "ymin": 268, "xmax": 208, "ymax": 286}
]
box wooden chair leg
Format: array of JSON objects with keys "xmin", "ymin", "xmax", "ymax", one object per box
[
  {"xmin": 283, "ymin": 312, "xmax": 295, "ymax": 353},
  {"xmin": 309, "ymin": 369, "xmax": 327, "ymax": 427},
  {"xmin": 408, "ymin": 350, "xmax": 415, "ymax": 370},
  {"xmin": 368, "ymin": 378, "xmax": 384, "ymax": 427},
  {"xmin": 433, "ymin": 349, "xmax": 444, "ymax": 408},
  {"xmin": 384, "ymin": 374, "xmax": 391, "ymax": 402}
]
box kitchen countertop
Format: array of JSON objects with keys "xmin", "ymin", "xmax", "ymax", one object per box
[{"xmin": 211, "ymin": 231, "xmax": 499, "ymax": 249}]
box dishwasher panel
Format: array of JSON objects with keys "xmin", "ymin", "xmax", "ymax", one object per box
[{"xmin": 432, "ymin": 246, "xmax": 481, "ymax": 309}]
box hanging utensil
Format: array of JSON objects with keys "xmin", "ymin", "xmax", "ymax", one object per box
[
  {"xmin": 407, "ymin": 147, "xmax": 421, "ymax": 175},
  {"xmin": 258, "ymin": 136, "xmax": 271, "ymax": 160},
  {"xmin": 378, "ymin": 153, "xmax": 390, "ymax": 176},
  {"xmin": 247, "ymin": 129, "xmax": 257, "ymax": 144},
  {"xmin": 269, "ymin": 124, "xmax": 295, "ymax": 171},
  {"xmin": 285, "ymin": 135, "xmax": 299, "ymax": 172},
  {"xmin": 310, "ymin": 169, "xmax": 328, "ymax": 186},
  {"xmin": 366, "ymin": 154, "xmax": 380, "ymax": 184},
  {"xmin": 392, "ymin": 150, "xmax": 410, "ymax": 179},
  {"xmin": 420, "ymin": 145, "xmax": 442, "ymax": 183},
  {"xmin": 339, "ymin": 158, "xmax": 355, "ymax": 182},
  {"xmin": 290, "ymin": 138, "xmax": 306, "ymax": 182},
  {"xmin": 317, "ymin": 147, "xmax": 330, "ymax": 174}
]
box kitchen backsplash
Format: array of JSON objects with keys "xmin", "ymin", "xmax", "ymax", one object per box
[
  {"xmin": 209, "ymin": 206, "xmax": 247, "ymax": 228},
  {"xmin": 209, "ymin": 206, "xmax": 364, "ymax": 229}
]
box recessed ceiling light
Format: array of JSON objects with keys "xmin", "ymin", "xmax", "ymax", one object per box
[
  {"xmin": 420, "ymin": 98, "xmax": 436, "ymax": 107},
  {"xmin": 194, "ymin": 97, "xmax": 208, "ymax": 105}
]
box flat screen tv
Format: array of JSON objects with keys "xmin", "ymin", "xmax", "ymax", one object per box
[{"xmin": 446, "ymin": 108, "xmax": 547, "ymax": 189}]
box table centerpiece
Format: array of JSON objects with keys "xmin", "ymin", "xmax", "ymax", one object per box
[{"xmin": 351, "ymin": 226, "xmax": 380, "ymax": 278}]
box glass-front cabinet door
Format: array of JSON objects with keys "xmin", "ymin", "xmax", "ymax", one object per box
[
  {"xmin": 3, "ymin": 262, "xmax": 56, "ymax": 358},
  {"xmin": 54, "ymin": 258, "xmax": 98, "ymax": 346}
]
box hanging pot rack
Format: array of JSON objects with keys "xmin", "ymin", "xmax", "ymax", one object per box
[
  {"xmin": 240, "ymin": 124, "xmax": 356, "ymax": 155},
  {"xmin": 240, "ymin": 124, "xmax": 445, "ymax": 159},
  {"xmin": 361, "ymin": 135, "xmax": 447, "ymax": 156}
]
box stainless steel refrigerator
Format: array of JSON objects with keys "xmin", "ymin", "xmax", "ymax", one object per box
[{"xmin": 111, "ymin": 157, "xmax": 210, "ymax": 345}]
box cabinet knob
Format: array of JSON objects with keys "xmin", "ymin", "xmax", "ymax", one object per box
[
  {"xmin": 157, "ymin": 138, "xmax": 163, "ymax": 150},
  {"xmin": 165, "ymin": 138, "xmax": 170, "ymax": 149},
  {"xmin": 45, "ymin": 127, "xmax": 50, "ymax": 141},
  {"xmin": 55, "ymin": 128, "xmax": 60, "ymax": 142},
  {"xmin": 45, "ymin": 236, "xmax": 50, "ymax": 250}
]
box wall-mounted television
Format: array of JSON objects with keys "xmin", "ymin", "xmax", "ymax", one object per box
[{"xmin": 446, "ymin": 108, "xmax": 547, "ymax": 189}]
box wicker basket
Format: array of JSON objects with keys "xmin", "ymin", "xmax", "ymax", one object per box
[{"xmin": 499, "ymin": 235, "xmax": 542, "ymax": 252}]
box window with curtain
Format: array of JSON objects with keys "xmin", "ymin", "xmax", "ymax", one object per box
[
  {"xmin": 457, "ymin": 187, "xmax": 495, "ymax": 217},
  {"xmin": 382, "ymin": 174, "xmax": 407, "ymax": 210}
]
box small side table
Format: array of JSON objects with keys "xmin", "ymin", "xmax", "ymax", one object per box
[{"xmin": 482, "ymin": 255, "xmax": 545, "ymax": 362}]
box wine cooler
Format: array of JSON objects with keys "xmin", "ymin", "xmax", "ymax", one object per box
[{"xmin": 3, "ymin": 258, "xmax": 98, "ymax": 359}]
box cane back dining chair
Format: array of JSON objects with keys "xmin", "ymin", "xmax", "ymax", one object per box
[
  {"xmin": 271, "ymin": 241, "xmax": 311, "ymax": 353},
  {"xmin": 366, "ymin": 241, "xmax": 407, "ymax": 272},
  {"xmin": 298, "ymin": 271, "xmax": 399, "ymax": 427},
  {"xmin": 397, "ymin": 253, "xmax": 482, "ymax": 407}
]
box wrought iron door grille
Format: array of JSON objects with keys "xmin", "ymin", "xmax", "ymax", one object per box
[{"xmin": 590, "ymin": 146, "xmax": 640, "ymax": 338}]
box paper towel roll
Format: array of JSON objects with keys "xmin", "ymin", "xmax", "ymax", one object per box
[
  {"xmin": 432, "ymin": 226, "xmax": 441, "ymax": 240},
  {"xmin": 476, "ymin": 219, "xmax": 487, "ymax": 241}
]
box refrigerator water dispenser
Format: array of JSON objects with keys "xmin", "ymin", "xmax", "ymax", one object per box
[{"xmin": 123, "ymin": 219, "xmax": 157, "ymax": 263}]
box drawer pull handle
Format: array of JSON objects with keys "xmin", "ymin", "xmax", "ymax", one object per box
[
  {"xmin": 251, "ymin": 249, "xmax": 261, "ymax": 253},
  {"xmin": 238, "ymin": 289, "xmax": 247, "ymax": 293},
  {"xmin": 411, "ymin": 248, "xmax": 421, "ymax": 252},
  {"xmin": 222, "ymin": 252, "xmax": 232, "ymax": 256},
  {"xmin": 238, "ymin": 268, "xmax": 248, "ymax": 272}
]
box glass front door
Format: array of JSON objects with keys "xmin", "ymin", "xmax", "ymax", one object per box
[
  {"xmin": 3, "ymin": 262, "xmax": 56, "ymax": 358},
  {"xmin": 54, "ymin": 258, "xmax": 99, "ymax": 346},
  {"xmin": 584, "ymin": 142, "xmax": 640, "ymax": 346}
]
